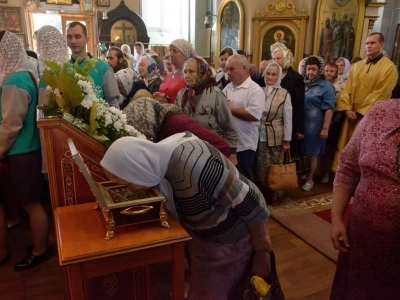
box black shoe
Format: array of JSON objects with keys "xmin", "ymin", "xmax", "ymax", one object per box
[
  {"xmin": 0, "ymin": 253, "xmax": 10, "ymax": 266},
  {"xmin": 14, "ymin": 247, "xmax": 53, "ymax": 271},
  {"xmin": 26, "ymin": 245, "xmax": 34, "ymax": 252}
]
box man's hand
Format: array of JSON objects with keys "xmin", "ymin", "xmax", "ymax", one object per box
[
  {"xmin": 345, "ymin": 110, "xmax": 357, "ymax": 121},
  {"xmin": 228, "ymin": 153, "xmax": 238, "ymax": 166}
]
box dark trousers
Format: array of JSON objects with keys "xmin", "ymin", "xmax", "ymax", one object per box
[{"xmin": 237, "ymin": 150, "xmax": 256, "ymax": 181}]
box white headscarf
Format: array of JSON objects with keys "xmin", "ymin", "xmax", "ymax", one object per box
[
  {"xmin": 263, "ymin": 62, "xmax": 283, "ymax": 89},
  {"xmin": 133, "ymin": 42, "xmax": 145, "ymax": 72},
  {"xmin": 0, "ymin": 31, "xmax": 29, "ymax": 85},
  {"xmin": 169, "ymin": 39, "xmax": 196, "ymax": 60},
  {"xmin": 115, "ymin": 67, "xmax": 141, "ymax": 95},
  {"xmin": 35, "ymin": 25, "xmax": 69, "ymax": 75},
  {"xmin": 27, "ymin": 56, "xmax": 39, "ymax": 84},
  {"xmin": 100, "ymin": 132, "xmax": 198, "ymax": 219},
  {"xmin": 336, "ymin": 57, "xmax": 351, "ymax": 82}
]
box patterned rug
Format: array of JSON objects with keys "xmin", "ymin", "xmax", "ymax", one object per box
[{"xmin": 268, "ymin": 190, "xmax": 352, "ymax": 263}]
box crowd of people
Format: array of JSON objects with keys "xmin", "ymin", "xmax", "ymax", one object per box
[{"xmin": 1, "ymin": 20, "xmax": 400, "ymax": 299}]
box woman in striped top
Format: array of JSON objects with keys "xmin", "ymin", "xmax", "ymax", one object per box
[{"xmin": 101, "ymin": 132, "xmax": 272, "ymax": 299}]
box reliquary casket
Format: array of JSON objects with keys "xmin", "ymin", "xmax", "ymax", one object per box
[{"xmin": 67, "ymin": 138, "xmax": 171, "ymax": 240}]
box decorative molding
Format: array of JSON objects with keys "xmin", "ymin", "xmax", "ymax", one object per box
[{"xmin": 252, "ymin": 0, "xmax": 308, "ymax": 68}]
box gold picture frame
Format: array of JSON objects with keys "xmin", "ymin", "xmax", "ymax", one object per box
[
  {"xmin": 0, "ymin": 7, "xmax": 23, "ymax": 33},
  {"xmin": 252, "ymin": 0, "xmax": 308, "ymax": 68},
  {"xmin": 45, "ymin": 0, "xmax": 73, "ymax": 4},
  {"xmin": 313, "ymin": 0, "xmax": 365, "ymax": 63},
  {"xmin": 215, "ymin": 0, "xmax": 244, "ymax": 69},
  {"xmin": 97, "ymin": 0, "xmax": 110, "ymax": 7}
]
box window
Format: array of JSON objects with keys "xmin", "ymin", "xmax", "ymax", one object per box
[{"xmin": 141, "ymin": 0, "xmax": 189, "ymax": 45}]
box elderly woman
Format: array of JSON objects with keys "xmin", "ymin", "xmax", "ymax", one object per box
[
  {"xmin": 123, "ymin": 97, "xmax": 231, "ymax": 157},
  {"xmin": 335, "ymin": 57, "xmax": 351, "ymax": 87},
  {"xmin": 157, "ymin": 39, "xmax": 196, "ymax": 104},
  {"xmin": 121, "ymin": 44, "xmax": 135, "ymax": 69},
  {"xmin": 254, "ymin": 62, "xmax": 292, "ymax": 205},
  {"xmin": 215, "ymin": 46, "xmax": 237, "ymax": 89},
  {"xmin": 0, "ymin": 31, "xmax": 52, "ymax": 270},
  {"xmin": 270, "ymin": 43, "xmax": 305, "ymax": 158},
  {"xmin": 138, "ymin": 54, "xmax": 163, "ymax": 94},
  {"xmin": 100, "ymin": 132, "xmax": 272, "ymax": 299},
  {"xmin": 175, "ymin": 57, "xmax": 238, "ymax": 164},
  {"xmin": 301, "ymin": 56, "xmax": 335, "ymax": 191}
]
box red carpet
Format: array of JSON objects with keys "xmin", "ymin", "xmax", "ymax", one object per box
[
  {"xmin": 268, "ymin": 186, "xmax": 353, "ymax": 263},
  {"xmin": 314, "ymin": 205, "xmax": 352, "ymax": 224}
]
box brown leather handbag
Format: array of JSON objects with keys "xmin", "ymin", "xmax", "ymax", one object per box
[{"xmin": 267, "ymin": 151, "xmax": 298, "ymax": 191}]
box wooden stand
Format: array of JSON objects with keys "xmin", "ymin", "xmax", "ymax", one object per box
[{"xmin": 54, "ymin": 203, "xmax": 191, "ymax": 300}]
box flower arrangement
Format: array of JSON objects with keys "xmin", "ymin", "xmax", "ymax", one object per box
[{"xmin": 41, "ymin": 58, "xmax": 145, "ymax": 147}]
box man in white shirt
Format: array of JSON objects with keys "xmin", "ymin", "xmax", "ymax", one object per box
[{"xmin": 223, "ymin": 54, "xmax": 265, "ymax": 180}]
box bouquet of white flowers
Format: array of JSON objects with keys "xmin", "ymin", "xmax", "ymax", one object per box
[{"xmin": 42, "ymin": 58, "xmax": 145, "ymax": 147}]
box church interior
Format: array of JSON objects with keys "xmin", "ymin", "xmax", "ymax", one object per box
[{"xmin": 0, "ymin": 0, "xmax": 399, "ymax": 299}]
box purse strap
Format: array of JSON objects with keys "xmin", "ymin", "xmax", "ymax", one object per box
[{"xmin": 277, "ymin": 151, "xmax": 293, "ymax": 165}]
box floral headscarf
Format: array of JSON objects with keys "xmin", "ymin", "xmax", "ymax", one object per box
[
  {"xmin": 115, "ymin": 67, "xmax": 142, "ymax": 96},
  {"xmin": 181, "ymin": 57, "xmax": 217, "ymax": 110},
  {"xmin": 303, "ymin": 55, "xmax": 325, "ymax": 85},
  {"xmin": 0, "ymin": 31, "xmax": 29, "ymax": 85},
  {"xmin": 140, "ymin": 54, "xmax": 161, "ymax": 85},
  {"xmin": 270, "ymin": 42, "xmax": 294, "ymax": 71},
  {"xmin": 35, "ymin": 25, "xmax": 69, "ymax": 75},
  {"xmin": 169, "ymin": 39, "xmax": 196, "ymax": 60},
  {"xmin": 123, "ymin": 97, "xmax": 181, "ymax": 140}
]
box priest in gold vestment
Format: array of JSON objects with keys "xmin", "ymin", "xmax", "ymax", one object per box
[{"xmin": 332, "ymin": 33, "xmax": 398, "ymax": 172}]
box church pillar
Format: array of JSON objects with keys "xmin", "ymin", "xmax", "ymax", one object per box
[{"xmin": 360, "ymin": 1, "xmax": 387, "ymax": 58}]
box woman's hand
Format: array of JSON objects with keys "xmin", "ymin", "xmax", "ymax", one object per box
[
  {"xmin": 331, "ymin": 218, "xmax": 350, "ymax": 252},
  {"xmin": 320, "ymin": 128, "xmax": 329, "ymax": 139},
  {"xmin": 295, "ymin": 132, "xmax": 304, "ymax": 139},
  {"xmin": 252, "ymin": 251, "xmax": 270, "ymax": 279},
  {"xmin": 281, "ymin": 141, "xmax": 290, "ymax": 152}
]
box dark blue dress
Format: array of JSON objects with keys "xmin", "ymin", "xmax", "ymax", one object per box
[{"xmin": 302, "ymin": 79, "xmax": 335, "ymax": 156}]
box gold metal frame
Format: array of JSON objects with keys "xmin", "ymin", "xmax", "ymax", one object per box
[
  {"xmin": 252, "ymin": 0, "xmax": 308, "ymax": 69},
  {"xmin": 313, "ymin": 0, "xmax": 365, "ymax": 61},
  {"xmin": 215, "ymin": 0, "xmax": 244, "ymax": 69}
]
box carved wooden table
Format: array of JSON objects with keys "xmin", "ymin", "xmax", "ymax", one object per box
[{"xmin": 54, "ymin": 202, "xmax": 191, "ymax": 300}]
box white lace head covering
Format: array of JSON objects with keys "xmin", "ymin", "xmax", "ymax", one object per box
[
  {"xmin": 270, "ymin": 42, "xmax": 294, "ymax": 70},
  {"xmin": 263, "ymin": 62, "xmax": 283, "ymax": 88},
  {"xmin": 0, "ymin": 31, "xmax": 29, "ymax": 85},
  {"xmin": 100, "ymin": 132, "xmax": 198, "ymax": 219},
  {"xmin": 27, "ymin": 55, "xmax": 39, "ymax": 84},
  {"xmin": 169, "ymin": 39, "xmax": 196, "ymax": 60},
  {"xmin": 336, "ymin": 57, "xmax": 351, "ymax": 82},
  {"xmin": 35, "ymin": 25, "xmax": 69, "ymax": 75}
]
